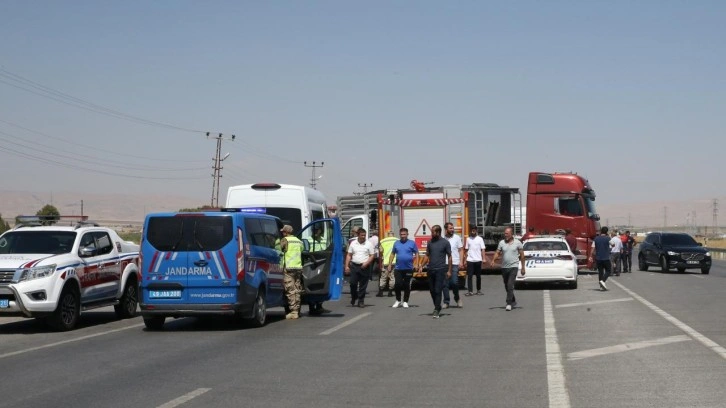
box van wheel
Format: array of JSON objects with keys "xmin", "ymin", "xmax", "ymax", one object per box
[
  {"xmin": 638, "ymin": 255, "xmax": 648, "ymax": 271},
  {"xmin": 249, "ymin": 290, "xmax": 267, "ymax": 327},
  {"xmin": 143, "ymin": 316, "xmax": 165, "ymax": 330},
  {"xmin": 47, "ymin": 285, "xmax": 80, "ymax": 331},
  {"xmin": 114, "ymin": 278, "xmax": 138, "ymax": 319}
]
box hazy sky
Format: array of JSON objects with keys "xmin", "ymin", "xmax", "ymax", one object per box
[{"xmin": 1, "ymin": 1, "xmax": 724, "ymax": 214}]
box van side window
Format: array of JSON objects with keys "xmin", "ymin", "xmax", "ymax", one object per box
[
  {"xmin": 312, "ymin": 210, "xmax": 324, "ymax": 221},
  {"xmin": 259, "ymin": 218, "xmax": 280, "ymax": 249},
  {"xmin": 244, "ymin": 218, "xmax": 267, "ymax": 247}
]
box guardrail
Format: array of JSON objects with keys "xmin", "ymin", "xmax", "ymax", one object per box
[{"xmin": 706, "ymin": 247, "xmax": 726, "ymax": 260}]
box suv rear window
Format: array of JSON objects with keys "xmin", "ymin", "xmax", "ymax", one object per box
[{"xmin": 146, "ymin": 216, "xmax": 233, "ymax": 252}]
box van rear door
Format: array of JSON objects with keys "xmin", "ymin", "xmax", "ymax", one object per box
[
  {"xmin": 299, "ymin": 218, "xmax": 344, "ymax": 302},
  {"xmin": 186, "ymin": 215, "xmax": 236, "ymax": 304},
  {"xmin": 142, "ymin": 215, "xmax": 189, "ymax": 303}
]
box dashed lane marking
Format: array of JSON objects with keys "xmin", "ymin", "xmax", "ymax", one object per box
[
  {"xmin": 157, "ymin": 388, "xmax": 211, "ymax": 408},
  {"xmin": 611, "ymin": 280, "xmax": 726, "ymax": 361},
  {"xmin": 0, "ymin": 323, "xmax": 144, "ymax": 360},
  {"xmin": 568, "ymin": 335, "xmax": 691, "ymax": 361},
  {"xmin": 555, "ymin": 297, "xmax": 633, "ymax": 309},
  {"xmin": 319, "ymin": 312, "xmax": 371, "ymax": 336},
  {"xmin": 544, "ymin": 290, "xmax": 571, "ymax": 408}
]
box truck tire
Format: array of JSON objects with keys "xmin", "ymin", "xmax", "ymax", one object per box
[
  {"xmin": 47, "ymin": 285, "xmax": 81, "ymax": 331},
  {"xmin": 248, "ymin": 289, "xmax": 267, "ymax": 328},
  {"xmin": 143, "ymin": 316, "xmax": 165, "ymax": 330},
  {"xmin": 114, "ymin": 278, "xmax": 138, "ymax": 319}
]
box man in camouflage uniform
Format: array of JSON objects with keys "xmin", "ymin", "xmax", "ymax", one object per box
[{"xmin": 280, "ymin": 224, "xmax": 303, "ymax": 320}]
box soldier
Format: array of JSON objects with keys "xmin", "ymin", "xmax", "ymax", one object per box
[
  {"xmin": 280, "ymin": 225, "xmax": 303, "ymax": 320},
  {"xmin": 377, "ymin": 231, "xmax": 397, "ymax": 297}
]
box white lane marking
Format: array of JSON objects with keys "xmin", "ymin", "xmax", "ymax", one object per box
[
  {"xmin": 0, "ymin": 323, "xmax": 144, "ymax": 360},
  {"xmin": 157, "ymin": 388, "xmax": 211, "ymax": 408},
  {"xmin": 690, "ymin": 274, "xmax": 704, "ymax": 279},
  {"xmin": 319, "ymin": 312, "xmax": 371, "ymax": 336},
  {"xmin": 555, "ymin": 297, "xmax": 633, "ymax": 309},
  {"xmin": 543, "ymin": 290, "xmax": 571, "ymax": 408},
  {"xmin": 611, "ymin": 280, "xmax": 726, "ymax": 361},
  {"xmin": 568, "ymin": 335, "xmax": 691, "ymax": 361},
  {"xmin": 0, "ymin": 316, "xmax": 31, "ymax": 324}
]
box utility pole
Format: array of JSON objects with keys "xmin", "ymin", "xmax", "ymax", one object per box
[
  {"xmin": 81, "ymin": 200, "xmax": 84, "ymax": 220},
  {"xmin": 304, "ymin": 161, "xmax": 324, "ymax": 189},
  {"xmin": 208, "ymin": 132, "xmax": 235, "ymax": 207},
  {"xmin": 357, "ymin": 183, "xmax": 373, "ymax": 194},
  {"xmin": 358, "ymin": 183, "xmax": 373, "ymax": 222},
  {"xmin": 714, "ymin": 199, "xmax": 719, "ymax": 234},
  {"xmin": 663, "ymin": 206, "xmax": 668, "ymax": 229}
]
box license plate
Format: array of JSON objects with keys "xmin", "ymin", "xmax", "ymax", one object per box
[
  {"xmin": 687, "ymin": 260, "xmax": 699, "ymax": 265},
  {"xmin": 149, "ymin": 290, "xmax": 182, "ymax": 299},
  {"xmin": 0, "ymin": 299, "xmax": 9, "ymax": 308},
  {"xmin": 534, "ymin": 259, "xmax": 554, "ymax": 264}
]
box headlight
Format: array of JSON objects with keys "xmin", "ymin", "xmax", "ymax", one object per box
[
  {"xmin": 14, "ymin": 264, "xmax": 57, "ymax": 283},
  {"xmin": 705, "ymin": 252, "xmax": 711, "ymax": 257},
  {"xmin": 667, "ymin": 251, "xmax": 679, "ymax": 256}
]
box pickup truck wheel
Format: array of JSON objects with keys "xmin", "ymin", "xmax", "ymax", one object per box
[
  {"xmin": 249, "ymin": 290, "xmax": 267, "ymax": 328},
  {"xmin": 143, "ymin": 316, "xmax": 165, "ymax": 330},
  {"xmin": 47, "ymin": 286, "xmax": 80, "ymax": 331},
  {"xmin": 660, "ymin": 256, "xmax": 670, "ymax": 272},
  {"xmin": 638, "ymin": 255, "xmax": 648, "ymax": 271},
  {"xmin": 114, "ymin": 278, "xmax": 138, "ymax": 319},
  {"xmin": 702, "ymin": 268, "xmax": 710, "ymax": 275}
]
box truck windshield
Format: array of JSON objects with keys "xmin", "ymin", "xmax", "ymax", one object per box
[
  {"xmin": 583, "ymin": 196, "xmax": 599, "ymax": 220},
  {"xmin": 0, "ymin": 231, "xmax": 77, "ymax": 254}
]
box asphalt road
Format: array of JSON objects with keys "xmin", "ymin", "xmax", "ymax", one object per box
[{"xmin": 2, "ymin": 257, "xmax": 726, "ymax": 408}]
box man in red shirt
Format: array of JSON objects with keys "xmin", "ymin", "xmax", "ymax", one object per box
[{"xmin": 565, "ymin": 229, "xmax": 578, "ymax": 255}]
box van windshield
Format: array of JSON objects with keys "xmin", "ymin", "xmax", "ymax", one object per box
[
  {"xmin": 146, "ymin": 216, "xmax": 233, "ymax": 252},
  {"xmin": 263, "ymin": 208, "xmax": 303, "ymax": 233}
]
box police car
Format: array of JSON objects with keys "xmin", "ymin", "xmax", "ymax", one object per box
[
  {"xmin": 0, "ymin": 222, "xmax": 140, "ymax": 330},
  {"xmin": 516, "ymin": 236, "xmax": 578, "ymax": 289}
]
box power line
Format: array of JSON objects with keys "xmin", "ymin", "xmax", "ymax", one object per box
[
  {"xmin": 304, "ymin": 161, "xmax": 324, "ymax": 189},
  {"xmin": 0, "ymin": 68, "xmax": 205, "ymax": 133},
  {"xmin": 0, "ymin": 117, "xmax": 208, "ymax": 163},
  {"xmin": 209, "ymin": 133, "xmax": 235, "ymax": 207}
]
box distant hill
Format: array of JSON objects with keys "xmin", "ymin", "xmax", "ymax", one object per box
[{"xmin": 0, "ymin": 190, "xmax": 204, "ymax": 225}]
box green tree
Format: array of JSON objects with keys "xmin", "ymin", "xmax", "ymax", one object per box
[
  {"xmin": 179, "ymin": 205, "xmax": 218, "ymax": 212},
  {"xmin": 36, "ymin": 204, "xmax": 61, "ymax": 226},
  {"xmin": 0, "ymin": 213, "xmax": 10, "ymax": 234}
]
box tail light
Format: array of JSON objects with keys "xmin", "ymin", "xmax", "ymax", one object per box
[{"xmin": 556, "ymin": 254, "xmax": 574, "ymax": 260}]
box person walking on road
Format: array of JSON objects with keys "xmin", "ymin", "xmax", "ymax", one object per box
[
  {"xmin": 378, "ymin": 231, "xmax": 397, "ymax": 297},
  {"xmin": 280, "ymin": 225, "xmax": 303, "ymax": 320},
  {"xmin": 443, "ymin": 222, "xmax": 464, "ymax": 308},
  {"xmin": 622, "ymin": 231, "xmax": 636, "ymax": 273},
  {"xmin": 345, "ymin": 228, "xmax": 375, "ymax": 308},
  {"xmin": 464, "ymin": 226, "xmax": 487, "ymax": 296},
  {"xmin": 610, "ymin": 231, "xmax": 623, "ymax": 276},
  {"xmin": 388, "ymin": 228, "xmax": 419, "ymax": 308},
  {"xmin": 589, "ymin": 226, "xmax": 613, "ymax": 290},
  {"xmin": 418, "ymin": 225, "xmax": 452, "ymax": 319},
  {"xmin": 490, "ymin": 227, "xmax": 525, "ymax": 311}
]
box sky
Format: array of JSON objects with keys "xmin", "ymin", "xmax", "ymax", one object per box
[{"xmin": 1, "ymin": 1, "xmax": 724, "ymax": 221}]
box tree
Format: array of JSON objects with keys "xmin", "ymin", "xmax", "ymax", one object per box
[
  {"xmin": 178, "ymin": 205, "xmax": 219, "ymax": 212},
  {"xmin": 36, "ymin": 204, "xmax": 61, "ymax": 226},
  {"xmin": 0, "ymin": 213, "xmax": 10, "ymax": 234}
]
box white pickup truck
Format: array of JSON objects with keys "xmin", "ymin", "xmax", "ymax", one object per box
[{"xmin": 0, "ymin": 224, "xmax": 140, "ymax": 330}]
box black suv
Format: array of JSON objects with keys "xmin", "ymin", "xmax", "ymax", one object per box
[{"xmin": 638, "ymin": 232, "xmax": 711, "ymax": 274}]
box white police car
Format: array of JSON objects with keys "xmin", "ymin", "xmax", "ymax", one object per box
[{"xmin": 516, "ymin": 236, "xmax": 578, "ymax": 289}]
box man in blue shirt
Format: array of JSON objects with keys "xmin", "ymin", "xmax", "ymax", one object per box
[
  {"xmin": 387, "ymin": 227, "xmax": 419, "ymax": 308},
  {"xmin": 589, "ymin": 226, "xmax": 613, "ymax": 291}
]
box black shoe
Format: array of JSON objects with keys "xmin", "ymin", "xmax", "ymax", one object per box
[
  {"xmin": 350, "ymin": 299, "xmax": 357, "ymax": 306},
  {"xmin": 388, "ymin": 291, "xmax": 394, "ymax": 297},
  {"xmin": 358, "ymin": 301, "xmax": 365, "ymax": 308},
  {"xmin": 309, "ymin": 308, "xmax": 323, "ymax": 316},
  {"xmin": 375, "ymin": 290, "xmax": 384, "ymax": 297}
]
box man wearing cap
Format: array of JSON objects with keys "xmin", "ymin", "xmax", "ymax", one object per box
[{"xmin": 280, "ymin": 224, "xmax": 303, "ymax": 319}]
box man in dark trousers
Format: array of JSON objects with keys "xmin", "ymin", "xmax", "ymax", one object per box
[
  {"xmin": 418, "ymin": 225, "xmax": 452, "ymax": 319},
  {"xmin": 589, "ymin": 226, "xmax": 612, "ymax": 291}
]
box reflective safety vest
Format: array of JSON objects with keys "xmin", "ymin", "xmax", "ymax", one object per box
[
  {"xmin": 284, "ymin": 236, "xmax": 303, "ymax": 269},
  {"xmin": 380, "ymin": 236, "xmax": 397, "ymax": 265}
]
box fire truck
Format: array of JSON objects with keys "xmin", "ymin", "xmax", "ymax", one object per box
[{"xmin": 339, "ymin": 180, "xmax": 523, "ymax": 283}]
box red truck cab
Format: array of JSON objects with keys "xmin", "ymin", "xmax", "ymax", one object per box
[{"xmin": 526, "ymin": 172, "xmax": 600, "ymax": 268}]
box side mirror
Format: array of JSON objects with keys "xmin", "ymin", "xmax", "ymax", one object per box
[
  {"xmin": 79, "ymin": 246, "xmax": 96, "ymax": 257},
  {"xmin": 697, "ymin": 242, "xmax": 703, "ymax": 247}
]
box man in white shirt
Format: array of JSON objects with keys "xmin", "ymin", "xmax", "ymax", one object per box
[
  {"xmin": 345, "ymin": 228, "xmax": 375, "ymax": 308},
  {"xmin": 464, "ymin": 226, "xmax": 487, "ymax": 296},
  {"xmin": 443, "ymin": 222, "xmax": 464, "ymax": 308},
  {"xmin": 609, "ymin": 231, "xmax": 623, "ymax": 276}
]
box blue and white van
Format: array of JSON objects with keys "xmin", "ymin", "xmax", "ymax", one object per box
[{"xmin": 138, "ymin": 209, "xmax": 343, "ymax": 330}]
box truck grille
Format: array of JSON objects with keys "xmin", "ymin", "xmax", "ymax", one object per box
[
  {"xmin": 0, "ymin": 269, "xmax": 15, "ymax": 284},
  {"xmin": 680, "ymin": 253, "xmax": 705, "ymax": 261}
]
